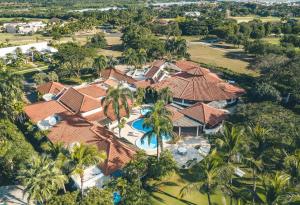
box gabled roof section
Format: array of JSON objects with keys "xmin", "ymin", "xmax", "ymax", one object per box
[
  {"xmin": 180, "ymin": 102, "xmax": 228, "ymax": 126},
  {"xmin": 37, "ymin": 82, "xmax": 65, "ymax": 95},
  {"xmin": 24, "ymin": 100, "xmax": 67, "ymax": 123},
  {"xmin": 101, "ymin": 68, "xmax": 137, "ymax": 84},
  {"xmin": 153, "ymin": 65, "xmax": 245, "ymax": 102},
  {"xmin": 76, "ymin": 84, "xmax": 106, "ymax": 99},
  {"xmin": 58, "ymin": 88, "xmax": 102, "ymax": 113},
  {"xmin": 145, "ymin": 60, "xmax": 165, "ymax": 79},
  {"xmin": 91, "ymin": 126, "xmax": 137, "ymax": 175}
]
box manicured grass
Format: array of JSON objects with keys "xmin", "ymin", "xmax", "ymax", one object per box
[
  {"xmin": 229, "ymin": 15, "xmax": 282, "ymax": 23},
  {"xmin": 150, "ymin": 172, "xmax": 228, "ymax": 205},
  {"xmin": 261, "ymin": 37, "xmax": 281, "ymax": 45},
  {"xmin": 188, "ymin": 43, "xmax": 258, "ymax": 76}
]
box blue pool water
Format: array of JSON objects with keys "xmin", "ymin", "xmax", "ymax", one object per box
[
  {"xmin": 140, "ymin": 107, "xmax": 151, "ymax": 116},
  {"xmin": 132, "ymin": 118, "xmax": 171, "ymax": 149},
  {"xmin": 132, "ymin": 118, "xmax": 152, "ymax": 133},
  {"xmin": 113, "ymin": 192, "xmax": 121, "ymax": 204}
]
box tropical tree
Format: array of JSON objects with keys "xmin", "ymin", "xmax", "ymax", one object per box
[
  {"xmin": 158, "ymin": 87, "xmax": 173, "ymax": 104},
  {"xmin": 245, "ymin": 125, "xmax": 272, "ymax": 204},
  {"xmin": 18, "ymin": 155, "xmax": 68, "ymax": 204},
  {"xmin": 107, "ymin": 55, "xmax": 118, "ymax": 68},
  {"xmin": 135, "ymin": 87, "xmax": 146, "ymax": 106},
  {"xmin": 142, "ymin": 100, "xmax": 173, "ymax": 159},
  {"xmin": 102, "ymin": 85, "xmax": 133, "ymax": 137},
  {"xmin": 213, "ymin": 122, "xmax": 245, "ymax": 204},
  {"xmin": 259, "ymin": 172, "xmax": 291, "ymax": 205},
  {"xmin": 70, "ymin": 143, "xmax": 106, "ymax": 196},
  {"xmin": 284, "ymin": 149, "xmax": 300, "ymax": 186},
  {"xmin": 93, "ymin": 55, "xmax": 107, "ymax": 78},
  {"xmin": 180, "ymin": 150, "xmax": 231, "ymax": 205},
  {"xmin": 123, "ymin": 48, "xmax": 147, "ymax": 70},
  {"xmin": 0, "ymin": 70, "xmax": 24, "ymax": 121}
]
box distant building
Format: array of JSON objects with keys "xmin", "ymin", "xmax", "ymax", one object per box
[
  {"xmin": 184, "ymin": 11, "xmax": 201, "ymax": 17},
  {"xmin": 0, "ymin": 42, "xmax": 57, "ymax": 58},
  {"xmin": 3, "ymin": 21, "xmax": 46, "ymax": 34}
]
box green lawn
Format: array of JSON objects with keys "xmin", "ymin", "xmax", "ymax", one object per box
[
  {"xmin": 229, "ymin": 15, "xmax": 282, "ymax": 23},
  {"xmin": 150, "ymin": 172, "xmax": 228, "ymax": 205},
  {"xmin": 261, "ymin": 37, "xmax": 281, "ymax": 45}
]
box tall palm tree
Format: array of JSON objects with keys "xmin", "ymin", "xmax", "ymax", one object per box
[
  {"xmin": 214, "ymin": 122, "xmax": 245, "ymax": 205},
  {"xmin": 142, "ymin": 100, "xmax": 173, "ymax": 159},
  {"xmin": 284, "ymin": 149, "xmax": 300, "ymax": 186},
  {"xmin": 259, "ymin": 172, "xmax": 291, "ymax": 205},
  {"xmin": 93, "ymin": 55, "xmax": 107, "ymax": 78},
  {"xmin": 101, "ymin": 85, "xmax": 133, "ymax": 137},
  {"xmin": 70, "ymin": 143, "xmax": 106, "ymax": 196},
  {"xmin": 18, "ymin": 155, "xmax": 68, "ymax": 204},
  {"xmin": 180, "ymin": 150, "xmax": 231, "ymax": 205},
  {"xmin": 245, "ymin": 125, "xmax": 271, "ymax": 205},
  {"xmin": 158, "ymin": 87, "xmax": 173, "ymax": 105}
]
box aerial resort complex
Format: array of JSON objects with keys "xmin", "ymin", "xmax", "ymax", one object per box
[{"xmin": 1, "ymin": 0, "xmax": 300, "ymax": 205}]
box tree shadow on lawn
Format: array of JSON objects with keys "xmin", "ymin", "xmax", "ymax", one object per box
[
  {"xmin": 224, "ymin": 51, "xmax": 254, "ymax": 63},
  {"xmin": 147, "ymin": 181, "xmax": 198, "ymax": 205}
]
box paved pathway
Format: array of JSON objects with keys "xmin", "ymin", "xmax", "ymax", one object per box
[{"xmin": 14, "ymin": 65, "xmax": 48, "ymax": 74}]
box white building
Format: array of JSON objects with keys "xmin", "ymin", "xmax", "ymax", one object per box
[
  {"xmin": 3, "ymin": 21, "xmax": 46, "ymax": 34},
  {"xmin": 0, "ymin": 42, "xmax": 57, "ymax": 58}
]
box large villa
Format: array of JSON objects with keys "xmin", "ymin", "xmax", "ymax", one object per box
[{"xmin": 24, "ymin": 60, "xmax": 245, "ymax": 190}]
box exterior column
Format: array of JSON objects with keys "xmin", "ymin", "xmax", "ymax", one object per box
[
  {"xmin": 179, "ymin": 126, "xmax": 181, "ymax": 136},
  {"xmin": 196, "ymin": 126, "xmax": 199, "ymax": 137}
]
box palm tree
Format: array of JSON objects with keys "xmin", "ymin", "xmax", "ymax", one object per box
[
  {"xmin": 101, "ymin": 85, "xmax": 133, "ymax": 137},
  {"xmin": 142, "ymin": 100, "xmax": 173, "ymax": 159},
  {"xmin": 70, "ymin": 143, "xmax": 106, "ymax": 196},
  {"xmin": 18, "ymin": 155, "xmax": 68, "ymax": 204},
  {"xmin": 107, "ymin": 55, "xmax": 118, "ymax": 68},
  {"xmin": 123, "ymin": 48, "xmax": 138, "ymax": 69},
  {"xmin": 180, "ymin": 150, "xmax": 231, "ymax": 205},
  {"xmin": 284, "ymin": 149, "xmax": 300, "ymax": 186},
  {"xmin": 93, "ymin": 55, "xmax": 107, "ymax": 78},
  {"xmin": 259, "ymin": 172, "xmax": 291, "ymax": 205},
  {"xmin": 245, "ymin": 125, "xmax": 271, "ymax": 204},
  {"xmin": 214, "ymin": 122, "xmax": 245, "ymax": 205},
  {"xmin": 158, "ymin": 87, "xmax": 173, "ymax": 104},
  {"xmin": 29, "ymin": 47, "xmax": 36, "ymax": 62}
]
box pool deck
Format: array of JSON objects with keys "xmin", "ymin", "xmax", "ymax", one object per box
[{"xmin": 112, "ymin": 105, "xmax": 210, "ymax": 165}]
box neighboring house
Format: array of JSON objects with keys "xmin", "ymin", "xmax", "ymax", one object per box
[
  {"xmin": 167, "ymin": 103, "xmax": 229, "ymax": 136},
  {"xmin": 152, "ymin": 61, "xmax": 245, "ymax": 108},
  {"xmin": 101, "ymin": 68, "xmax": 137, "ymax": 91},
  {"xmin": 3, "ymin": 21, "xmax": 46, "ymax": 34},
  {"xmin": 0, "ymin": 42, "xmax": 57, "ymax": 58},
  {"xmin": 24, "ymin": 82, "xmax": 137, "ymax": 189}
]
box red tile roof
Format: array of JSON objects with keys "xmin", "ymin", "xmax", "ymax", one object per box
[
  {"xmin": 37, "ymin": 82, "xmax": 65, "ymax": 95},
  {"xmin": 77, "ymin": 84, "xmax": 106, "ymax": 99},
  {"xmin": 153, "ymin": 65, "xmax": 245, "ymax": 102},
  {"xmin": 180, "ymin": 102, "xmax": 228, "ymax": 126},
  {"xmin": 134, "ymin": 79, "xmax": 155, "ymax": 88},
  {"xmin": 24, "ymin": 100, "xmax": 67, "ymax": 123},
  {"xmin": 91, "ymin": 126, "xmax": 137, "ymax": 175},
  {"xmin": 47, "ymin": 112, "xmax": 136, "ymax": 175},
  {"xmin": 145, "ymin": 60, "xmax": 165, "ymax": 79},
  {"xmin": 174, "ymin": 60, "xmax": 200, "ymax": 71},
  {"xmin": 101, "ymin": 68, "xmax": 137, "ymax": 84},
  {"xmin": 58, "ymin": 88, "xmax": 102, "ymax": 113}
]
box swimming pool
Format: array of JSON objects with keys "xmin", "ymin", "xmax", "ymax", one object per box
[
  {"xmin": 132, "ymin": 118, "xmax": 171, "ymax": 150},
  {"xmin": 132, "ymin": 118, "xmax": 152, "ymax": 133},
  {"xmin": 136, "ymin": 134, "xmax": 170, "ymax": 149},
  {"xmin": 140, "ymin": 107, "xmax": 151, "ymax": 116}
]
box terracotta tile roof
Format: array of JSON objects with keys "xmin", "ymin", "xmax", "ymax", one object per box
[
  {"xmin": 83, "ymin": 110, "xmax": 107, "ymax": 122},
  {"xmin": 91, "ymin": 126, "xmax": 137, "ymax": 175},
  {"xmin": 37, "ymin": 82, "xmax": 65, "ymax": 95},
  {"xmin": 101, "ymin": 68, "xmax": 137, "ymax": 84},
  {"xmin": 134, "ymin": 79, "xmax": 155, "ymax": 88},
  {"xmin": 145, "ymin": 60, "xmax": 165, "ymax": 79},
  {"xmin": 180, "ymin": 102, "xmax": 228, "ymax": 126},
  {"xmin": 58, "ymin": 88, "xmax": 102, "ymax": 113},
  {"xmin": 153, "ymin": 66, "xmax": 245, "ymax": 102},
  {"xmin": 166, "ymin": 104, "xmax": 184, "ymax": 121},
  {"xmin": 77, "ymin": 84, "xmax": 106, "ymax": 99},
  {"xmin": 47, "ymin": 113, "xmax": 136, "ymax": 175},
  {"xmin": 103, "ymin": 79, "xmax": 119, "ymax": 88},
  {"xmin": 174, "ymin": 60, "xmax": 200, "ymax": 71},
  {"xmin": 24, "ymin": 100, "xmax": 67, "ymax": 123}
]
